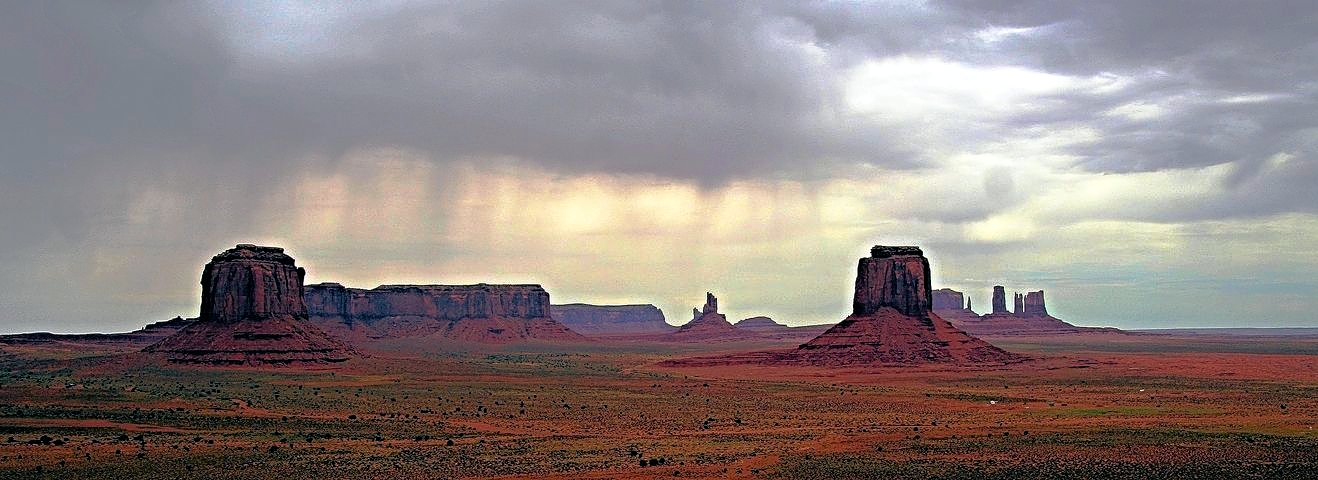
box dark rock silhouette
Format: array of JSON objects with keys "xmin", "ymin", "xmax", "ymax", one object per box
[
  {"xmin": 144, "ymin": 245, "xmax": 354, "ymax": 365},
  {"xmin": 991, "ymin": 285, "xmax": 1009, "ymax": 314},
  {"xmin": 552, "ymin": 304, "xmax": 673, "ymax": 336},
  {"xmin": 793, "ymin": 246, "xmax": 1020, "ymax": 365},
  {"xmin": 305, "ymin": 282, "xmax": 586, "ymax": 344}
]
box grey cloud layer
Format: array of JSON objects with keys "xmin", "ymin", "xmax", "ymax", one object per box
[
  {"xmin": 2, "ymin": 1, "xmax": 1318, "ymax": 331},
  {"xmin": 6, "ymin": 1, "xmax": 1315, "ymax": 200}
]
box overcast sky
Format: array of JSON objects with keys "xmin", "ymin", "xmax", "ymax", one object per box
[{"xmin": 3, "ymin": 1, "xmax": 1317, "ymax": 333}]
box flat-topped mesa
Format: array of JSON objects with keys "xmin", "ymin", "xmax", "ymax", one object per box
[
  {"xmin": 305, "ymin": 283, "xmax": 551, "ymax": 321},
  {"xmin": 145, "ymin": 245, "xmax": 354, "ymax": 365},
  {"xmin": 303, "ymin": 282, "xmax": 583, "ymax": 343},
  {"xmin": 552, "ymin": 304, "xmax": 672, "ymax": 336},
  {"xmin": 932, "ymin": 288, "xmax": 966, "ymax": 311},
  {"xmin": 853, "ymin": 245, "xmax": 932, "ymax": 317},
  {"xmin": 991, "ymin": 286, "xmax": 1009, "ymax": 315}
]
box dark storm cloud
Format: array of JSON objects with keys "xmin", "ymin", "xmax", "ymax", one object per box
[
  {"xmin": 3, "ymin": 1, "xmax": 1318, "ymax": 332},
  {"xmin": 0, "ymin": 1, "xmax": 867, "ymax": 260},
  {"xmin": 8, "ymin": 0, "xmax": 1311, "ymax": 213},
  {"xmin": 152, "ymin": 1, "xmax": 928, "ymax": 180}
]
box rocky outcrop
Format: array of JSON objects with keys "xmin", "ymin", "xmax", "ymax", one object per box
[
  {"xmin": 305, "ymin": 283, "xmax": 586, "ymax": 344},
  {"xmin": 144, "ymin": 245, "xmax": 354, "ymax": 365},
  {"xmin": 702, "ymin": 292, "xmax": 718, "ymax": 315},
  {"xmin": 670, "ymin": 293, "xmax": 746, "ymax": 342},
  {"xmin": 1022, "ymin": 290, "xmax": 1048, "ymax": 316},
  {"xmin": 553, "ymin": 304, "xmax": 672, "ymax": 336},
  {"xmin": 793, "ymin": 246, "xmax": 1021, "ymax": 365},
  {"xmin": 853, "ymin": 246, "xmax": 932, "ymax": 317},
  {"xmin": 946, "ymin": 288, "xmax": 1102, "ymax": 336},
  {"xmin": 991, "ymin": 286, "xmax": 1009, "ymax": 315}
]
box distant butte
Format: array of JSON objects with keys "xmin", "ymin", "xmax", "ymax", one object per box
[
  {"xmin": 668, "ymin": 292, "xmax": 749, "ymax": 342},
  {"xmin": 787, "ymin": 245, "xmax": 1021, "ymax": 365},
  {"xmin": 938, "ymin": 286, "xmax": 1116, "ymax": 336},
  {"xmin": 0, "ymin": 316, "xmax": 194, "ymax": 347},
  {"xmin": 144, "ymin": 245, "xmax": 354, "ymax": 365},
  {"xmin": 732, "ymin": 316, "xmax": 787, "ymax": 332},
  {"xmin": 553, "ymin": 303, "xmax": 674, "ymax": 336}
]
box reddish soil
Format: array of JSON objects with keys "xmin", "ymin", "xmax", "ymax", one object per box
[{"xmin": 3, "ymin": 332, "xmax": 1318, "ymax": 478}]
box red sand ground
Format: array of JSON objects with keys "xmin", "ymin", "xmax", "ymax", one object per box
[{"xmin": 3, "ymin": 331, "xmax": 1318, "ymax": 478}]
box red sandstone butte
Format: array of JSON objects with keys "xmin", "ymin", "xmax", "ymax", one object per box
[
  {"xmin": 792, "ymin": 246, "xmax": 1021, "ymax": 365},
  {"xmin": 144, "ymin": 245, "xmax": 354, "ymax": 365}
]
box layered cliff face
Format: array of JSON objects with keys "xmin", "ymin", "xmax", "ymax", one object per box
[
  {"xmin": 853, "ymin": 246, "xmax": 932, "ymax": 317},
  {"xmin": 794, "ymin": 246, "xmax": 1020, "ymax": 365},
  {"xmin": 307, "ymin": 283, "xmax": 551, "ymax": 321},
  {"xmin": 552, "ymin": 304, "xmax": 673, "ymax": 336},
  {"xmin": 144, "ymin": 245, "xmax": 354, "ymax": 365},
  {"xmin": 305, "ymin": 283, "xmax": 585, "ymax": 344},
  {"xmin": 198, "ymin": 245, "xmax": 308, "ymax": 323}
]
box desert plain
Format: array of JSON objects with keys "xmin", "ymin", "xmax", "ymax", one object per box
[{"xmin": 4, "ymin": 328, "xmax": 1318, "ymax": 479}]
